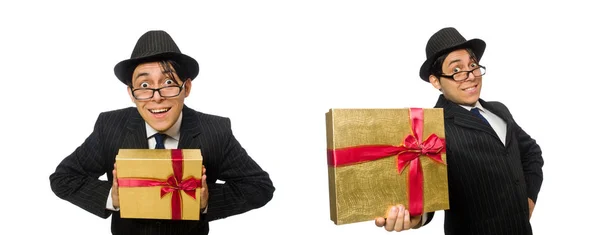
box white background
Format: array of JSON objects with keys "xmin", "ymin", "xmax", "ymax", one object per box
[{"xmin": 2, "ymin": 1, "xmax": 598, "ymax": 234}]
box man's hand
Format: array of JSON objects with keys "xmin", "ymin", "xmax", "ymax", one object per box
[
  {"xmin": 200, "ymin": 166, "xmax": 208, "ymax": 211},
  {"xmin": 112, "ymin": 163, "xmax": 120, "ymax": 209},
  {"xmin": 528, "ymin": 198, "xmax": 535, "ymax": 219},
  {"xmin": 375, "ymin": 204, "xmax": 422, "ymax": 232}
]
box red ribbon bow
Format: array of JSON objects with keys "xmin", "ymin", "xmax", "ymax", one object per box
[
  {"xmin": 327, "ymin": 108, "xmax": 446, "ymax": 216},
  {"xmin": 118, "ymin": 149, "xmax": 202, "ymax": 220}
]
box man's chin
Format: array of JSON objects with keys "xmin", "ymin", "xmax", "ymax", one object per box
[
  {"xmin": 146, "ymin": 120, "xmax": 174, "ymax": 132},
  {"xmin": 450, "ymin": 98, "xmax": 479, "ymax": 107},
  {"xmin": 461, "ymin": 93, "xmax": 480, "ymax": 106}
]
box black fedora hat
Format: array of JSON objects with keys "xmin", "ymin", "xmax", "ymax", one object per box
[
  {"xmin": 114, "ymin": 30, "xmax": 199, "ymax": 85},
  {"xmin": 419, "ymin": 27, "xmax": 486, "ymax": 82}
]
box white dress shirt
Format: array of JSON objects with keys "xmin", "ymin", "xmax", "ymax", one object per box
[{"xmin": 460, "ymin": 101, "xmax": 507, "ymax": 146}]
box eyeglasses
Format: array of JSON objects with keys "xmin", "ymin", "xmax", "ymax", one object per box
[
  {"xmin": 130, "ymin": 84, "xmax": 185, "ymax": 100},
  {"xmin": 438, "ymin": 65, "xmax": 486, "ymax": 82}
]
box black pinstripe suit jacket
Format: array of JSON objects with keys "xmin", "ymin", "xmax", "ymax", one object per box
[
  {"xmin": 50, "ymin": 105, "xmax": 275, "ymax": 235},
  {"xmin": 424, "ymin": 95, "xmax": 543, "ymax": 235}
]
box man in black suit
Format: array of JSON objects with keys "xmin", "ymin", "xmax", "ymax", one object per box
[
  {"xmin": 50, "ymin": 30, "xmax": 275, "ymax": 235},
  {"xmin": 375, "ymin": 27, "xmax": 544, "ymax": 234}
]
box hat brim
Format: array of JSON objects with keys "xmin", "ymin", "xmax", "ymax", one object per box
[
  {"xmin": 419, "ymin": 39, "xmax": 486, "ymax": 82},
  {"xmin": 114, "ymin": 52, "xmax": 199, "ymax": 85}
]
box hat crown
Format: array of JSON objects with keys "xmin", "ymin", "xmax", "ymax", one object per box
[
  {"xmin": 130, "ymin": 30, "xmax": 181, "ymax": 59},
  {"xmin": 114, "ymin": 30, "xmax": 199, "ymax": 85},
  {"xmin": 425, "ymin": 27, "xmax": 467, "ymax": 59}
]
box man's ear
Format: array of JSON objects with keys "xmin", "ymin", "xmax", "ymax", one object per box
[
  {"xmin": 183, "ymin": 79, "xmax": 192, "ymax": 97},
  {"xmin": 127, "ymin": 86, "xmax": 135, "ymax": 103},
  {"xmin": 429, "ymin": 75, "xmax": 442, "ymax": 91}
]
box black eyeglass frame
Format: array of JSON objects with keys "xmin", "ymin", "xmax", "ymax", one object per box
[
  {"xmin": 129, "ymin": 83, "xmax": 185, "ymax": 101},
  {"xmin": 437, "ymin": 65, "xmax": 486, "ymax": 82}
]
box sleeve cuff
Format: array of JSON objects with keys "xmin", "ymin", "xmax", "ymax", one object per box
[{"xmin": 526, "ymin": 175, "xmax": 543, "ymax": 203}]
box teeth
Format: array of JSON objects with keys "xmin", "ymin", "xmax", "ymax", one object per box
[
  {"xmin": 463, "ymin": 86, "xmax": 476, "ymax": 91},
  {"xmin": 150, "ymin": 108, "xmax": 169, "ymax": 113}
]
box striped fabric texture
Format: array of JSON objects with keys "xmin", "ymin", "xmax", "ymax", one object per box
[
  {"xmin": 423, "ymin": 95, "xmax": 543, "ymax": 235},
  {"xmin": 50, "ymin": 105, "xmax": 275, "ymax": 235}
]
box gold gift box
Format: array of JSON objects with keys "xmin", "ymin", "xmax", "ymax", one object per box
[
  {"xmin": 116, "ymin": 149, "xmax": 203, "ymax": 220},
  {"xmin": 326, "ymin": 108, "xmax": 449, "ymax": 225}
]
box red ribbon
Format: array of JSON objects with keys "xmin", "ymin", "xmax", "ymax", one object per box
[
  {"xmin": 327, "ymin": 108, "xmax": 446, "ymax": 216},
  {"xmin": 118, "ymin": 149, "xmax": 202, "ymax": 220}
]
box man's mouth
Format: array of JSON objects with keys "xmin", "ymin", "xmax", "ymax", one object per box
[
  {"xmin": 149, "ymin": 108, "xmax": 171, "ymax": 114},
  {"xmin": 462, "ymin": 84, "xmax": 478, "ymax": 92}
]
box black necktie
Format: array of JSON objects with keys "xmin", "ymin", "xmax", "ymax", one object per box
[
  {"xmin": 470, "ymin": 108, "xmax": 490, "ymax": 126},
  {"xmin": 154, "ymin": 133, "xmax": 167, "ymax": 149}
]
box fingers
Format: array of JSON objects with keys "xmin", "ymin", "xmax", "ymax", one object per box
[
  {"xmin": 528, "ymin": 198, "xmax": 535, "ymax": 219},
  {"xmin": 381, "ymin": 205, "xmax": 411, "ymax": 232},
  {"xmin": 392, "ymin": 205, "xmax": 406, "ymax": 231},
  {"xmin": 402, "ymin": 209, "xmax": 411, "ymax": 230},
  {"xmin": 375, "ymin": 217, "xmax": 386, "ymax": 227},
  {"xmin": 112, "ymin": 163, "xmax": 119, "ymax": 208},
  {"xmin": 112, "ymin": 170, "xmax": 118, "ymax": 187},
  {"xmin": 201, "ymin": 166, "xmax": 207, "ymax": 189},
  {"xmin": 200, "ymin": 187, "xmax": 206, "ymax": 208},
  {"xmin": 385, "ymin": 206, "xmax": 398, "ymax": 231},
  {"xmin": 200, "ymin": 166, "xmax": 208, "ymax": 209},
  {"xmin": 201, "ymin": 166, "xmax": 207, "ymax": 191},
  {"xmin": 112, "ymin": 163, "xmax": 118, "ymax": 189}
]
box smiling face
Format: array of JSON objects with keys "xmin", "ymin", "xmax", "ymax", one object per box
[
  {"xmin": 429, "ymin": 49, "xmax": 482, "ymax": 106},
  {"xmin": 128, "ymin": 61, "xmax": 192, "ymax": 132}
]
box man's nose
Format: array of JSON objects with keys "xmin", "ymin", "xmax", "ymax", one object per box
[
  {"xmin": 465, "ymin": 71, "xmax": 476, "ymax": 81},
  {"xmin": 151, "ymin": 90, "xmax": 164, "ymax": 102}
]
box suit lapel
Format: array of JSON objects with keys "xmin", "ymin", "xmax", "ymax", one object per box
[
  {"xmin": 121, "ymin": 108, "xmax": 149, "ymax": 149},
  {"xmin": 479, "ymin": 100, "xmax": 514, "ymax": 146},
  {"xmin": 178, "ymin": 105, "xmax": 203, "ymax": 149},
  {"xmin": 435, "ymin": 95, "xmax": 502, "ymax": 143}
]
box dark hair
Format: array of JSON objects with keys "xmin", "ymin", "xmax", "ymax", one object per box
[
  {"xmin": 429, "ymin": 48, "xmax": 478, "ymax": 77},
  {"xmin": 158, "ymin": 60, "xmax": 187, "ymax": 85},
  {"xmin": 128, "ymin": 59, "xmax": 188, "ymax": 86}
]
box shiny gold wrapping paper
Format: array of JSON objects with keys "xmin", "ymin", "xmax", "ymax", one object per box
[
  {"xmin": 326, "ymin": 108, "xmax": 449, "ymax": 225},
  {"xmin": 116, "ymin": 149, "xmax": 203, "ymax": 220}
]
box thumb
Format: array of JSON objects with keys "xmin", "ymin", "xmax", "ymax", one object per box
[{"xmin": 375, "ymin": 217, "xmax": 386, "ymax": 227}]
